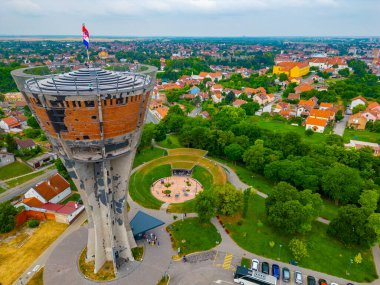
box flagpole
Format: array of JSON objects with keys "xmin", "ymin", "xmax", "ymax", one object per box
[{"xmin": 86, "ymin": 48, "xmax": 90, "ymax": 66}]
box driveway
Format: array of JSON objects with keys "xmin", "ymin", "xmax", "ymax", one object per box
[{"xmin": 333, "ymin": 115, "xmax": 349, "ymax": 136}]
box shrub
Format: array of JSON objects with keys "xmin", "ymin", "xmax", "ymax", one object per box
[
  {"xmin": 305, "ymin": 129, "xmax": 314, "ymax": 136},
  {"xmin": 28, "ymin": 219, "xmax": 40, "ymax": 228}
]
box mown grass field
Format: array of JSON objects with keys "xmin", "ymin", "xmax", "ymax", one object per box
[
  {"xmin": 171, "ymin": 161, "xmax": 196, "ymax": 170},
  {"xmin": 343, "ymin": 128, "xmax": 380, "ymax": 144},
  {"xmin": 221, "ymin": 195, "xmax": 377, "ymax": 282},
  {"xmin": 6, "ymin": 170, "xmax": 45, "ymax": 188},
  {"xmin": 0, "ymin": 221, "xmax": 67, "ymax": 285},
  {"xmin": 0, "ymin": 161, "xmax": 32, "ymax": 180},
  {"xmin": 167, "ymin": 148, "xmax": 208, "ymax": 157},
  {"xmin": 133, "ymin": 147, "xmax": 167, "ymax": 168},
  {"xmin": 168, "ymin": 217, "xmax": 221, "ymax": 256},
  {"xmin": 60, "ymin": 192, "xmax": 81, "ymax": 204}
]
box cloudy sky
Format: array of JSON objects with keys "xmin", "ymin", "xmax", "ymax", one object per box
[{"xmin": 0, "ymin": 0, "xmax": 379, "ymax": 37}]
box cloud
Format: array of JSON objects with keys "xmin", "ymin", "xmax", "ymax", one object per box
[
  {"xmin": 4, "ymin": 0, "xmax": 43, "ymax": 16},
  {"xmin": 1, "ymin": 0, "xmax": 340, "ymax": 17}
]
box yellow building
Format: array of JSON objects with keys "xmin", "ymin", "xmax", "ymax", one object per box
[{"xmin": 273, "ymin": 61, "xmax": 310, "ymax": 78}]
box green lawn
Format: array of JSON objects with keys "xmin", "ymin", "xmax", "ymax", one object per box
[
  {"xmin": 129, "ymin": 164, "xmax": 171, "ymax": 209},
  {"xmin": 343, "ymin": 128, "xmax": 380, "ymax": 144},
  {"xmin": 133, "ymin": 148, "xmax": 167, "ymax": 168},
  {"xmin": 157, "ymin": 135, "xmax": 183, "ymax": 149},
  {"xmin": 222, "ymin": 194, "xmax": 377, "ymax": 282},
  {"xmin": 60, "ymin": 193, "xmax": 81, "ymax": 204},
  {"xmin": 168, "ymin": 166, "xmax": 214, "ymax": 213},
  {"xmin": 251, "ymin": 117, "xmax": 328, "ymax": 145},
  {"xmin": 6, "ymin": 170, "xmax": 44, "ymax": 188},
  {"xmin": 168, "ymin": 217, "xmax": 221, "ymax": 256},
  {"xmin": 0, "ymin": 162, "xmax": 32, "ymax": 180}
]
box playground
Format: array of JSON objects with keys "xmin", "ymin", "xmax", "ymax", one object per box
[{"xmin": 151, "ymin": 176, "xmax": 203, "ymax": 203}]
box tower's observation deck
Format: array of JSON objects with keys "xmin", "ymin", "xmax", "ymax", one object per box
[
  {"xmin": 16, "ymin": 67, "xmax": 155, "ymax": 162},
  {"xmin": 12, "ymin": 65, "xmax": 157, "ymax": 275}
]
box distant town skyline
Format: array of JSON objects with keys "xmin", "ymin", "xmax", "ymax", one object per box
[{"xmin": 0, "ymin": 0, "xmax": 379, "ymax": 37}]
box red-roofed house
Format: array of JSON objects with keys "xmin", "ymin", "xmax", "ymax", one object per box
[
  {"xmin": 25, "ymin": 173, "xmax": 71, "ymax": 204},
  {"xmin": 305, "ymin": 117, "xmax": 328, "ymax": 133},
  {"xmin": 233, "ymin": 99, "xmax": 247, "ymax": 108},
  {"xmin": 0, "ymin": 116, "xmax": 20, "ymax": 132},
  {"xmin": 350, "ymin": 96, "xmax": 367, "ymax": 110},
  {"xmin": 319, "ymin": 102, "xmax": 334, "ymax": 110},
  {"xmin": 295, "ymin": 83, "xmax": 313, "ymax": 94}
]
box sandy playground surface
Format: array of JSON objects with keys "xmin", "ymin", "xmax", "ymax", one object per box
[{"xmin": 151, "ymin": 176, "xmax": 203, "ymax": 204}]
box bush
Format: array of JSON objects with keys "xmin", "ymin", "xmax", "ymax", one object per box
[
  {"xmin": 0, "ymin": 201, "xmax": 18, "ymax": 233},
  {"xmin": 289, "ymin": 238, "xmax": 308, "ymax": 261},
  {"xmin": 28, "ymin": 219, "xmax": 40, "ymax": 228},
  {"xmin": 242, "ymin": 188, "xmax": 251, "ymax": 218},
  {"xmin": 305, "ymin": 129, "xmax": 314, "ymax": 136}
]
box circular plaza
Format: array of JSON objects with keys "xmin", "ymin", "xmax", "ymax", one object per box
[{"xmin": 151, "ymin": 176, "xmax": 203, "ymax": 203}]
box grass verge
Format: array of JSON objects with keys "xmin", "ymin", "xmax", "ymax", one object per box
[
  {"xmin": 157, "ymin": 135, "xmax": 183, "ymax": 149},
  {"xmin": 132, "ymin": 246, "xmax": 144, "ymax": 261},
  {"xmin": 26, "ymin": 267, "xmax": 44, "ymax": 285},
  {"xmin": 167, "ymin": 217, "xmax": 221, "ymax": 256},
  {"xmin": 6, "ymin": 170, "xmax": 45, "ymax": 188},
  {"xmin": 60, "ymin": 192, "xmax": 81, "ymax": 204}
]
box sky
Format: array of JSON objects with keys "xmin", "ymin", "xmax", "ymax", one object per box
[{"xmin": 0, "ymin": 0, "xmax": 379, "ymax": 37}]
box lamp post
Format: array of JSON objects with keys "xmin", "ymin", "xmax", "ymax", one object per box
[{"xmin": 277, "ymin": 244, "xmax": 283, "ymax": 260}]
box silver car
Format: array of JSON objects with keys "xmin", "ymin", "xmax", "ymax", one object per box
[{"xmin": 295, "ymin": 271, "xmax": 303, "ymax": 284}]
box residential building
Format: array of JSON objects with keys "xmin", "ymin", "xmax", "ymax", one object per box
[
  {"xmin": 24, "ymin": 173, "xmax": 71, "ymax": 204},
  {"xmin": 0, "ymin": 152, "xmax": 15, "ymax": 167},
  {"xmin": 189, "ymin": 86, "xmax": 200, "ymax": 95},
  {"xmin": 345, "ymin": 140, "xmax": 380, "ymax": 156},
  {"xmin": 295, "ymin": 83, "xmax": 313, "ymax": 94},
  {"xmin": 26, "ymin": 152, "xmax": 57, "ymax": 169},
  {"xmin": 233, "ymin": 99, "xmax": 247, "ymax": 108},
  {"xmin": 348, "ymin": 113, "xmax": 367, "ymax": 130},
  {"xmin": 319, "ymin": 102, "xmax": 333, "ymax": 110},
  {"xmin": 0, "ymin": 116, "xmax": 20, "ymax": 132},
  {"xmin": 15, "ymin": 138, "xmax": 36, "ymax": 150},
  {"xmin": 273, "ymin": 61, "xmax": 310, "ymax": 78},
  {"xmin": 305, "ymin": 117, "xmax": 328, "ymax": 133},
  {"xmin": 350, "ymin": 96, "xmax": 367, "ymax": 110}
]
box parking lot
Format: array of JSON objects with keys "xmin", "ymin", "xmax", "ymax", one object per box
[{"xmin": 210, "ymin": 250, "xmax": 354, "ymax": 285}]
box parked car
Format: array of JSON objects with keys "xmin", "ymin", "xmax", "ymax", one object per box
[
  {"xmin": 319, "ymin": 279, "xmax": 328, "ymax": 285},
  {"xmin": 272, "ymin": 264, "xmax": 280, "ymax": 279},
  {"xmin": 307, "ymin": 276, "xmax": 316, "ymax": 285},
  {"xmin": 251, "ymin": 259, "xmax": 259, "ymax": 271},
  {"xmin": 331, "ymin": 283, "xmax": 339, "ymax": 285},
  {"xmin": 295, "ymin": 271, "xmax": 303, "ymax": 284},
  {"xmin": 282, "ymin": 267, "xmax": 290, "ymax": 282},
  {"xmin": 261, "ymin": 262, "xmax": 269, "ymax": 274}
]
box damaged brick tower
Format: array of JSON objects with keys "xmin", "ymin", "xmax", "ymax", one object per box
[{"xmin": 12, "ymin": 65, "xmax": 157, "ymax": 274}]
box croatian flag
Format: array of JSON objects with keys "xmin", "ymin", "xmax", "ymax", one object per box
[{"xmin": 82, "ymin": 24, "xmax": 90, "ymax": 49}]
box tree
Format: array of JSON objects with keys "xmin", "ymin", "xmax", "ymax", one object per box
[
  {"xmin": 326, "ymin": 134, "xmax": 343, "ymax": 146},
  {"xmin": 0, "ymin": 201, "xmax": 18, "ymax": 233},
  {"xmin": 368, "ymin": 213, "xmax": 380, "ymax": 241},
  {"xmin": 168, "ymin": 105, "xmax": 185, "ymax": 116},
  {"xmin": 279, "ymin": 73, "xmax": 288, "ymax": 82},
  {"xmin": 335, "ymin": 110, "xmax": 344, "ymax": 121},
  {"xmin": 338, "ymin": 68, "xmax": 350, "ymax": 77},
  {"xmin": 213, "ymin": 184, "xmax": 243, "ymax": 216},
  {"xmin": 322, "ymin": 163, "xmax": 363, "ymax": 204},
  {"xmin": 289, "ymin": 238, "xmax": 308, "ymax": 261},
  {"xmin": 266, "ymin": 182, "xmax": 322, "ymax": 234},
  {"xmin": 359, "ymin": 190, "xmax": 379, "ymax": 214},
  {"xmin": 225, "ymin": 91, "xmax": 235, "ymax": 104},
  {"xmin": 224, "ymin": 143, "xmax": 243, "ymax": 162},
  {"xmin": 327, "ymin": 205, "xmax": 377, "ymax": 248},
  {"xmin": 27, "ymin": 116, "xmax": 40, "ymax": 129},
  {"xmin": 195, "ymin": 190, "xmax": 217, "ymax": 223},
  {"xmin": 243, "ymin": 139, "xmax": 265, "ymax": 173},
  {"xmin": 4, "ymin": 134, "xmax": 17, "ymax": 153},
  {"xmin": 153, "ymin": 123, "xmax": 167, "ymax": 142},
  {"xmin": 55, "ymin": 158, "xmax": 70, "ymax": 181},
  {"xmin": 241, "ymin": 102, "xmax": 260, "ymax": 116},
  {"xmin": 352, "ymin": 104, "xmax": 366, "ymax": 114},
  {"xmin": 138, "ymin": 123, "xmax": 155, "ymax": 151}
]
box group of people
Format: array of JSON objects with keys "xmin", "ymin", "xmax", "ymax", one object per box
[{"xmin": 144, "ymin": 232, "xmax": 160, "ymax": 247}]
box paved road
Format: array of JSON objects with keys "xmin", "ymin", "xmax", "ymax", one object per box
[
  {"xmin": 189, "ymin": 106, "xmax": 202, "ymax": 117},
  {"xmin": 333, "ymin": 115, "xmax": 349, "ymax": 136},
  {"xmin": 146, "ymin": 108, "xmax": 160, "ymax": 124},
  {"xmin": 0, "ymin": 169, "xmax": 57, "ymax": 203}
]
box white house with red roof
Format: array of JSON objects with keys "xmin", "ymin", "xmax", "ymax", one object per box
[
  {"xmin": 0, "ymin": 116, "xmax": 21, "ymax": 132},
  {"xmin": 350, "ymin": 96, "xmax": 367, "ymax": 110},
  {"xmin": 233, "ymin": 99, "xmax": 247, "ymax": 108},
  {"xmin": 305, "ymin": 117, "xmax": 328, "ymax": 133}
]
